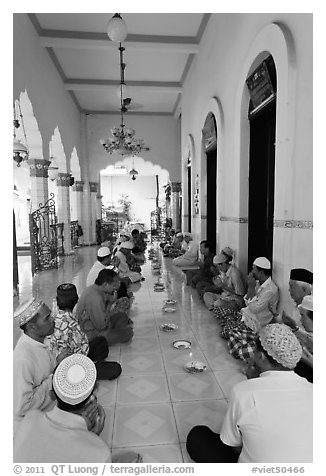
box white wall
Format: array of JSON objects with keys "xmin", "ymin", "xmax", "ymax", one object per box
[
  {"xmin": 13, "ymin": 14, "xmax": 82, "ymax": 172},
  {"xmin": 181, "ymin": 13, "xmax": 313, "ymax": 312}
]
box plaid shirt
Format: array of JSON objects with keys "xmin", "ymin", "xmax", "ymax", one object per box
[{"xmin": 48, "ymin": 309, "xmax": 89, "ymax": 359}]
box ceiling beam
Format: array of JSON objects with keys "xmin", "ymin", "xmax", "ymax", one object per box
[
  {"xmin": 39, "ymin": 34, "xmax": 199, "ymax": 54},
  {"xmin": 65, "ymin": 80, "xmax": 182, "ymax": 94}
]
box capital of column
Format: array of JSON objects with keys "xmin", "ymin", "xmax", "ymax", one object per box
[
  {"xmin": 28, "ymin": 159, "xmax": 51, "ymax": 178},
  {"xmin": 56, "ymin": 173, "xmax": 71, "ymax": 187},
  {"xmin": 89, "ymin": 181, "xmax": 98, "ymax": 193},
  {"xmin": 171, "ymin": 182, "xmax": 182, "ymax": 193},
  {"xmin": 73, "ymin": 180, "xmax": 84, "ymax": 192}
]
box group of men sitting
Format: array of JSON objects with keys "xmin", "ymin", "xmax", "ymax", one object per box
[
  {"xmin": 161, "ymin": 235, "xmax": 313, "ymax": 462},
  {"xmin": 13, "ymin": 230, "xmax": 149, "ymax": 462},
  {"xmin": 13, "ymin": 229, "xmax": 314, "ymax": 464}
]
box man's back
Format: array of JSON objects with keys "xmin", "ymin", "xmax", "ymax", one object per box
[
  {"xmin": 86, "ymin": 261, "xmax": 105, "ymax": 287},
  {"xmin": 14, "ymin": 407, "xmax": 111, "ymax": 463},
  {"xmin": 221, "ymin": 371, "xmax": 313, "ymax": 463}
]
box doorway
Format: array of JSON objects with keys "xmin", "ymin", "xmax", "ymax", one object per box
[
  {"xmin": 187, "ymin": 156, "xmax": 192, "ymax": 233},
  {"xmin": 247, "ymin": 56, "xmax": 277, "ymax": 270},
  {"xmin": 206, "ymin": 148, "xmax": 217, "ymax": 253}
]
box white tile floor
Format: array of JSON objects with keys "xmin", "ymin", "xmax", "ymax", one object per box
[{"xmin": 13, "ymin": 243, "xmax": 247, "ymax": 462}]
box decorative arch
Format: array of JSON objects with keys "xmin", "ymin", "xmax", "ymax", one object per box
[
  {"xmin": 233, "ymin": 22, "xmax": 296, "ymax": 274},
  {"xmin": 198, "ymin": 97, "xmax": 224, "ymax": 244},
  {"xmin": 181, "ymin": 134, "xmax": 195, "ymax": 233}
]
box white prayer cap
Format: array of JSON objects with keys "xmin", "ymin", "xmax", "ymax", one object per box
[
  {"xmin": 183, "ymin": 232, "xmax": 193, "ymax": 239},
  {"xmin": 97, "ymin": 246, "xmax": 111, "ymax": 258},
  {"xmin": 119, "ymin": 241, "xmax": 134, "ymax": 250},
  {"xmin": 14, "ymin": 297, "xmax": 45, "ymax": 327},
  {"xmin": 253, "ymin": 257, "xmax": 271, "ymax": 270},
  {"xmin": 120, "ymin": 230, "xmax": 131, "ymax": 238},
  {"xmin": 176, "ymin": 232, "xmax": 183, "ymax": 237},
  {"xmin": 298, "ymin": 294, "xmax": 313, "ymax": 312},
  {"xmin": 53, "ymin": 354, "xmax": 97, "ymax": 405},
  {"xmin": 213, "ymin": 253, "xmax": 228, "ymax": 265}
]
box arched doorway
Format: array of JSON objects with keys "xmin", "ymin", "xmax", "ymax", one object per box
[
  {"xmin": 202, "ymin": 113, "xmax": 217, "ymax": 253},
  {"xmin": 187, "ymin": 154, "xmax": 192, "ymax": 233},
  {"xmin": 246, "ymin": 55, "xmax": 277, "ymax": 269}
]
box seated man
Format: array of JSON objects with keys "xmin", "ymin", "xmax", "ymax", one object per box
[
  {"xmin": 196, "ymin": 246, "xmax": 234, "ymax": 299},
  {"xmin": 115, "ymin": 241, "xmax": 143, "ymax": 283},
  {"xmin": 131, "ymin": 228, "xmax": 147, "ymax": 255},
  {"xmin": 283, "ymin": 294, "xmax": 313, "ymax": 383},
  {"xmin": 281, "ymin": 268, "xmax": 313, "ymax": 326},
  {"xmin": 172, "ymin": 232, "xmax": 198, "ymax": 267},
  {"xmin": 13, "ymin": 298, "xmax": 58, "ymax": 437},
  {"xmin": 48, "ymin": 283, "xmax": 122, "ymax": 380},
  {"xmin": 185, "ymin": 240, "xmax": 215, "ymax": 287},
  {"xmin": 186, "ymin": 323, "xmax": 312, "ymax": 463},
  {"xmin": 222, "ymin": 257, "xmax": 279, "ymax": 362},
  {"xmin": 76, "ymin": 269, "xmax": 134, "ymax": 346},
  {"xmin": 14, "ymin": 354, "xmax": 142, "ymax": 463},
  {"xmin": 165, "ymin": 232, "xmax": 184, "ymax": 257},
  {"xmin": 203, "ymin": 250, "xmax": 245, "ymax": 316},
  {"xmin": 87, "ymin": 246, "xmax": 131, "ymax": 298}
]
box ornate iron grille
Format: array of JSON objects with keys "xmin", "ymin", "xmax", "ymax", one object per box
[{"xmin": 29, "ymin": 193, "xmax": 58, "ymax": 275}]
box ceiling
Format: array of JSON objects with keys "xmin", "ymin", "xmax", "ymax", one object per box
[{"xmin": 28, "ymin": 13, "xmax": 211, "ymax": 118}]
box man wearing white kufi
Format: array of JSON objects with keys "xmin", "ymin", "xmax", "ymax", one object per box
[
  {"xmin": 221, "ymin": 257, "xmax": 279, "ymax": 362},
  {"xmin": 115, "ymin": 241, "xmax": 143, "ymax": 283},
  {"xmin": 13, "ymin": 298, "xmax": 57, "ymax": 438},
  {"xmin": 172, "ymin": 232, "xmax": 198, "ymax": 267},
  {"xmin": 14, "ymin": 354, "xmax": 143, "ymax": 463},
  {"xmin": 186, "ymin": 324, "xmax": 312, "ymax": 463}
]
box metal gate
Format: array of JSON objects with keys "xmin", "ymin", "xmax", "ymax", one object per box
[{"xmin": 29, "ymin": 193, "xmax": 58, "ymax": 275}]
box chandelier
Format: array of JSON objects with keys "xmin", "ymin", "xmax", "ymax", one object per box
[
  {"xmin": 100, "ymin": 15, "xmax": 149, "ymax": 157},
  {"xmin": 13, "ymin": 100, "xmax": 29, "ymax": 167}
]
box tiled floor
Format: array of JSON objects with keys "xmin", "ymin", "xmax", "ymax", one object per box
[{"xmin": 13, "ymin": 244, "xmax": 246, "ymax": 462}]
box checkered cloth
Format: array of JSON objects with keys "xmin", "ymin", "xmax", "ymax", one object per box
[
  {"xmin": 227, "ymin": 323, "xmax": 258, "ymax": 361},
  {"xmin": 219, "ymin": 311, "xmax": 243, "ymax": 339},
  {"xmin": 129, "ymin": 263, "xmax": 142, "ymax": 273}
]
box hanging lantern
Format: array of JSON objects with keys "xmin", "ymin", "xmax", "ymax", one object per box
[
  {"xmin": 106, "ymin": 13, "xmax": 128, "ymax": 42},
  {"xmin": 13, "ymin": 140, "xmax": 29, "ymax": 167}
]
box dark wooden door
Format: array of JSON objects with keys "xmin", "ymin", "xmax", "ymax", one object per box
[
  {"xmin": 206, "ymin": 148, "xmax": 217, "ymax": 253},
  {"xmin": 248, "ymin": 100, "xmax": 276, "ymax": 271}
]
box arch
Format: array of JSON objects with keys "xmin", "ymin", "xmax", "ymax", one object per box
[
  {"xmin": 198, "ymin": 97, "xmax": 224, "ymax": 246},
  {"xmin": 100, "ymin": 157, "xmax": 170, "ymax": 230},
  {"xmin": 181, "ymin": 134, "xmax": 195, "ymax": 233},
  {"xmin": 16, "ymin": 90, "xmax": 43, "ymax": 159},
  {"xmin": 233, "ymin": 22, "xmax": 296, "ymax": 276},
  {"xmin": 70, "ymin": 147, "xmax": 81, "ymax": 181}
]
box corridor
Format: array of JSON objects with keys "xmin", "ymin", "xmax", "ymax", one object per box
[{"xmin": 13, "ymin": 244, "xmax": 245, "ymax": 463}]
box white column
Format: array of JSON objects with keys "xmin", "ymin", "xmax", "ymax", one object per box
[
  {"xmin": 56, "ymin": 172, "xmax": 72, "ymax": 254},
  {"xmin": 171, "ymin": 182, "xmax": 182, "ymax": 231},
  {"xmin": 28, "ymin": 159, "xmax": 51, "ymax": 212}
]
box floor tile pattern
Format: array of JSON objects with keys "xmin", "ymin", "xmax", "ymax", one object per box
[{"xmin": 13, "ymin": 243, "xmax": 246, "ymax": 462}]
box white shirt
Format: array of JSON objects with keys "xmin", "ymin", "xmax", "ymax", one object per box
[
  {"xmin": 14, "ymin": 406, "xmax": 111, "ymax": 463},
  {"xmin": 242, "ymin": 277, "xmax": 279, "ymax": 332},
  {"xmin": 86, "ymin": 261, "xmax": 105, "ymax": 287},
  {"xmin": 13, "ymin": 333, "xmax": 56, "ymax": 437},
  {"xmin": 220, "ymin": 370, "xmax": 313, "ymax": 463}
]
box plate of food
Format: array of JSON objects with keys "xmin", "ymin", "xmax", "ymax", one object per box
[
  {"xmin": 162, "ymin": 306, "xmax": 176, "ymax": 313},
  {"xmin": 173, "ymin": 340, "xmax": 191, "ymax": 349},
  {"xmin": 160, "ymin": 323, "xmax": 178, "ymax": 332},
  {"xmin": 164, "ymin": 298, "xmax": 177, "ymax": 305},
  {"xmin": 184, "ymin": 361, "xmax": 207, "ymax": 373}
]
